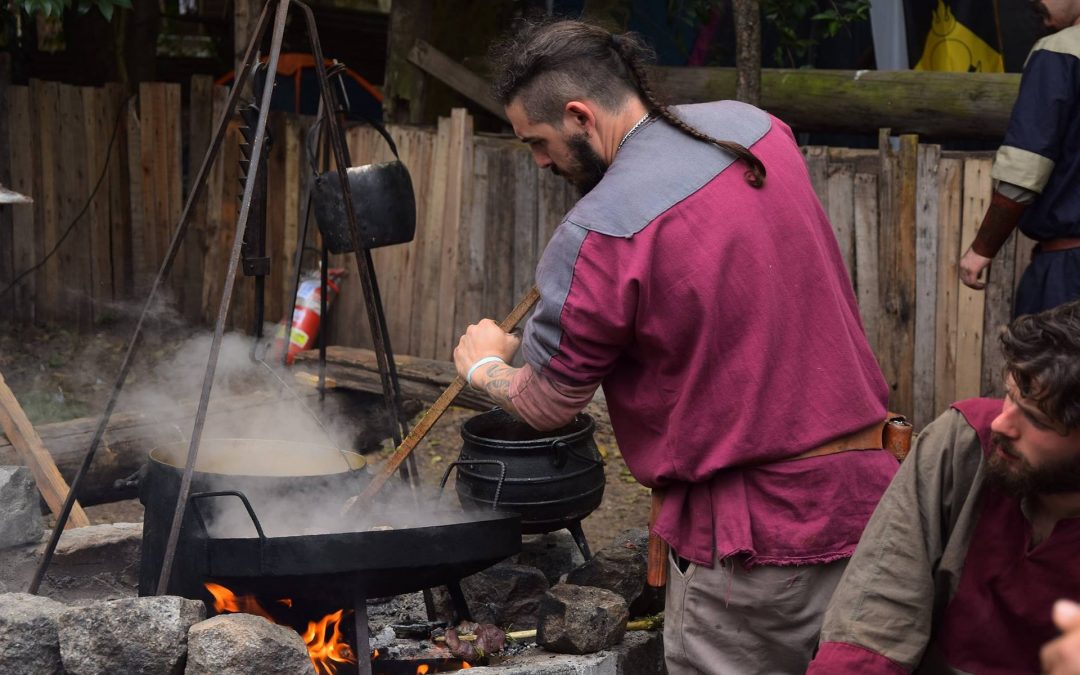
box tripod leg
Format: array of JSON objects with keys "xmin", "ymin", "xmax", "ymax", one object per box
[{"xmin": 28, "ymin": 0, "xmax": 278, "ymax": 596}]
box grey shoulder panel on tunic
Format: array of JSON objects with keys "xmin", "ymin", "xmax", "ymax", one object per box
[
  {"xmin": 522, "ymin": 223, "xmax": 589, "ymax": 372},
  {"xmin": 563, "ymin": 100, "xmax": 773, "ymax": 238},
  {"xmin": 523, "ymin": 101, "xmax": 772, "ymax": 373}
]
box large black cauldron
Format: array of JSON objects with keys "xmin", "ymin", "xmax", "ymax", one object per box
[{"xmin": 453, "ymin": 408, "xmax": 605, "ymax": 558}]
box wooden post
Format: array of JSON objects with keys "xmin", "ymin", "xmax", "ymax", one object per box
[
  {"xmin": 913, "ymin": 144, "xmax": 941, "ymax": 428},
  {"xmin": 876, "ymin": 132, "xmax": 918, "ymax": 419},
  {"xmin": 0, "ymin": 371, "xmax": 90, "ymax": 528},
  {"xmin": 956, "ymin": 158, "xmax": 992, "ymax": 400},
  {"xmin": 934, "ymin": 159, "xmax": 963, "ymax": 414}
]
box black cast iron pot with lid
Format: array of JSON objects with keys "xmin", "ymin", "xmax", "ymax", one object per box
[{"xmin": 453, "ymin": 408, "xmax": 605, "ymax": 559}]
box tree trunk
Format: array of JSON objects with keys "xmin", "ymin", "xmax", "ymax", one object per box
[{"xmin": 732, "ymin": 0, "xmax": 761, "ymax": 106}]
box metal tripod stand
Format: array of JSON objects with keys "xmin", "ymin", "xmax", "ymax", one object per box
[{"xmin": 29, "ymin": 0, "xmax": 419, "ymax": 601}]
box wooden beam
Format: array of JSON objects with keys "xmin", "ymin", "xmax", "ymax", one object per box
[
  {"xmin": 407, "ymin": 40, "xmax": 507, "ymax": 121},
  {"xmin": 0, "ymin": 371, "xmax": 90, "ymax": 527},
  {"xmin": 653, "ymin": 67, "xmax": 1019, "ymax": 139}
]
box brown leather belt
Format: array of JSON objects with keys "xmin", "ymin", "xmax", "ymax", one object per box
[
  {"xmin": 1040, "ymin": 237, "xmax": 1080, "ymax": 253},
  {"xmin": 782, "ymin": 419, "xmax": 887, "ymax": 463}
]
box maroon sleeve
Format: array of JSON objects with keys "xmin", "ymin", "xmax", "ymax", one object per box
[{"xmin": 808, "ymin": 642, "xmax": 909, "ymax": 674}]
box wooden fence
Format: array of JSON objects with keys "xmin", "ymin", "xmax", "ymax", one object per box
[{"xmin": 1, "ymin": 78, "xmax": 1030, "ymax": 428}]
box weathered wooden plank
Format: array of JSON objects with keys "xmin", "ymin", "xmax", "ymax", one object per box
[
  {"xmin": 186, "ymin": 75, "xmax": 215, "ymax": 324},
  {"xmin": 876, "ymin": 132, "xmax": 918, "ymax": 419},
  {"xmin": 433, "ymin": 109, "xmax": 471, "ymax": 357},
  {"xmin": 956, "ymin": 158, "xmax": 992, "ymax": 400},
  {"xmin": 7, "ymin": 86, "xmax": 36, "ymax": 321},
  {"xmin": 933, "ymin": 158, "xmax": 963, "ymax": 413},
  {"xmin": 803, "ymin": 146, "xmax": 829, "ymax": 212},
  {"xmin": 0, "ymin": 370, "xmax": 90, "ymax": 527},
  {"xmin": 385, "ymin": 125, "xmax": 422, "ymax": 353},
  {"xmin": 455, "ymin": 120, "xmax": 486, "ymax": 342},
  {"xmin": 410, "ymin": 116, "xmax": 451, "ymax": 358},
  {"xmin": 280, "ymin": 114, "xmax": 302, "ymax": 323},
  {"xmin": 82, "ymin": 87, "xmax": 113, "ymax": 318},
  {"xmin": 479, "ymin": 140, "xmax": 515, "ymax": 322},
  {"xmin": 0, "ymin": 57, "xmax": 11, "ymax": 322},
  {"xmin": 853, "ymin": 172, "xmax": 880, "ymax": 353},
  {"xmin": 913, "ymin": 144, "xmax": 941, "ymax": 428},
  {"xmin": 264, "ymin": 113, "xmax": 287, "ymax": 325},
  {"xmin": 105, "ymin": 83, "xmax": 133, "ymax": 302},
  {"xmin": 981, "ymin": 230, "xmax": 1017, "ymax": 398},
  {"xmin": 511, "ymin": 145, "xmax": 539, "ymax": 308},
  {"xmin": 58, "ymin": 84, "xmax": 93, "ymax": 329},
  {"xmin": 826, "ymin": 162, "xmax": 854, "ymax": 280},
  {"xmin": 35, "ymin": 81, "xmax": 62, "ymax": 324},
  {"xmin": 127, "ymin": 86, "xmax": 147, "ymax": 294}
]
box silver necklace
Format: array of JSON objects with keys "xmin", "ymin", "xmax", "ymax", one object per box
[{"xmin": 617, "ymin": 113, "xmax": 652, "ymax": 151}]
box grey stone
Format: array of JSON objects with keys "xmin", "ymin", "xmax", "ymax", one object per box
[
  {"xmin": 0, "ymin": 467, "xmax": 43, "ymax": 550},
  {"xmin": 185, "ymin": 613, "xmax": 316, "ymax": 675},
  {"xmin": 565, "ymin": 528, "xmax": 649, "ymax": 614},
  {"xmin": 460, "ymin": 562, "xmax": 550, "ymax": 630},
  {"xmin": 58, "ymin": 595, "xmax": 205, "ymax": 675},
  {"xmin": 0, "ymin": 593, "xmax": 67, "ymax": 675},
  {"xmin": 536, "ymin": 583, "xmax": 628, "ymax": 655},
  {"xmin": 518, "ymin": 531, "xmax": 586, "ymax": 585},
  {"xmin": 459, "ymin": 629, "xmax": 663, "ymax": 675}
]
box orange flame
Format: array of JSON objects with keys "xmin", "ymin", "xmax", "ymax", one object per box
[
  {"xmin": 204, "ymin": 582, "xmax": 275, "ymax": 622},
  {"xmin": 462, "ymin": 663, "xmax": 471, "ymax": 669},
  {"xmin": 204, "ymin": 583, "xmax": 357, "ymax": 675},
  {"xmin": 416, "ymin": 666, "xmax": 430, "ymax": 674},
  {"xmin": 302, "ymin": 609, "xmax": 357, "ymax": 675}
]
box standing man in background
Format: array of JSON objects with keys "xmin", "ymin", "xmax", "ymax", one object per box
[
  {"xmin": 453, "ymin": 19, "xmax": 898, "ymax": 674},
  {"xmin": 959, "ymin": 0, "xmax": 1080, "ymax": 315}
]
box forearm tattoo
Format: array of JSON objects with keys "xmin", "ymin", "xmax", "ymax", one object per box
[{"xmin": 481, "ymin": 362, "xmax": 520, "ymax": 414}]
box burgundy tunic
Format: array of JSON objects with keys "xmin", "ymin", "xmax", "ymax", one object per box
[
  {"xmin": 810, "ymin": 398, "xmax": 1080, "ymax": 673},
  {"xmin": 510, "ymin": 101, "xmax": 895, "ymax": 566}
]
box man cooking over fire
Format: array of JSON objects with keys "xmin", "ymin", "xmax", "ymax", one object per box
[
  {"xmin": 452, "ymin": 19, "xmax": 898, "ymax": 674},
  {"xmin": 808, "ymin": 298, "xmax": 1080, "ymax": 674},
  {"xmin": 958, "ymin": 0, "xmax": 1080, "ymax": 314}
]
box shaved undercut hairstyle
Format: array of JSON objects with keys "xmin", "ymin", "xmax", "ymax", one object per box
[
  {"xmin": 1000, "ymin": 298, "xmax": 1080, "ymax": 431},
  {"xmin": 490, "ymin": 19, "xmax": 766, "ymax": 188}
]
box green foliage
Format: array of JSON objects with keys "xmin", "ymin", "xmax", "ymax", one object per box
[
  {"xmin": 673, "ymin": 0, "xmax": 871, "ymax": 68},
  {"xmin": 14, "ymin": 0, "xmax": 132, "ymax": 21},
  {"xmin": 763, "ymin": 0, "xmax": 870, "ymax": 67}
]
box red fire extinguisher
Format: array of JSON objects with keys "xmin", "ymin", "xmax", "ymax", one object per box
[{"xmin": 274, "ymin": 268, "xmax": 347, "ymax": 364}]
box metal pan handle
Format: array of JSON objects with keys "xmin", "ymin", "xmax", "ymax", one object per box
[
  {"xmin": 188, "ymin": 490, "xmax": 268, "ymax": 542},
  {"xmin": 437, "ymin": 459, "xmax": 508, "ymax": 511}
]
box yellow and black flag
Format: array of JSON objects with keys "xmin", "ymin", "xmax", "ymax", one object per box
[{"xmin": 905, "ymin": 0, "xmax": 1005, "ymax": 72}]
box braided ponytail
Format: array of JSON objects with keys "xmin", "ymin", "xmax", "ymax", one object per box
[{"xmin": 611, "ymin": 35, "xmax": 766, "ymax": 188}]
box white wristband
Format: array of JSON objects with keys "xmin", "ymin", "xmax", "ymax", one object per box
[{"xmin": 466, "ymin": 356, "xmax": 506, "ymax": 387}]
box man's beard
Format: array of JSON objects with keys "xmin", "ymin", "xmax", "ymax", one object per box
[
  {"xmin": 551, "ymin": 132, "xmax": 608, "ymax": 196},
  {"xmin": 985, "ymin": 432, "xmax": 1080, "ymax": 498}
]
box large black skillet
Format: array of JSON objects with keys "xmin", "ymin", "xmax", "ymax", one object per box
[{"xmin": 139, "ymin": 439, "xmax": 521, "ymax": 602}]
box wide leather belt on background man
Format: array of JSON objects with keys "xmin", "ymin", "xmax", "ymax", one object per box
[
  {"xmin": 1040, "ymin": 237, "xmax": 1080, "ymax": 253},
  {"xmin": 782, "ymin": 419, "xmax": 890, "ymax": 463}
]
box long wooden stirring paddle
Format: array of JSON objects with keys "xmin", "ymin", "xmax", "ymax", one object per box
[{"xmin": 341, "ymin": 286, "xmax": 541, "ymax": 516}]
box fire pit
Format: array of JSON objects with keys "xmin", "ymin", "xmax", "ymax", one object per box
[{"xmin": 138, "ymin": 438, "xmax": 522, "ymax": 675}]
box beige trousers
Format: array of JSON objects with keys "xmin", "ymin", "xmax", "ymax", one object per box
[{"xmin": 663, "ymin": 553, "xmax": 848, "ymax": 675}]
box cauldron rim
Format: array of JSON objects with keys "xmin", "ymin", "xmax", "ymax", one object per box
[
  {"xmin": 148, "ymin": 438, "xmax": 366, "ymax": 479},
  {"xmin": 460, "ymin": 408, "xmax": 595, "ymax": 449}
]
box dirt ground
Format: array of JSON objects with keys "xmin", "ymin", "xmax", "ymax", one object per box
[{"xmin": 0, "ymin": 321, "xmax": 652, "ymax": 551}]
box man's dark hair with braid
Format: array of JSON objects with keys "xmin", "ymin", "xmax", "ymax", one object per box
[{"xmin": 489, "ymin": 19, "xmax": 766, "ymax": 187}]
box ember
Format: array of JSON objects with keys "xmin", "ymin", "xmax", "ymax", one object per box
[{"xmin": 204, "ymin": 582, "xmax": 357, "ymax": 674}]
